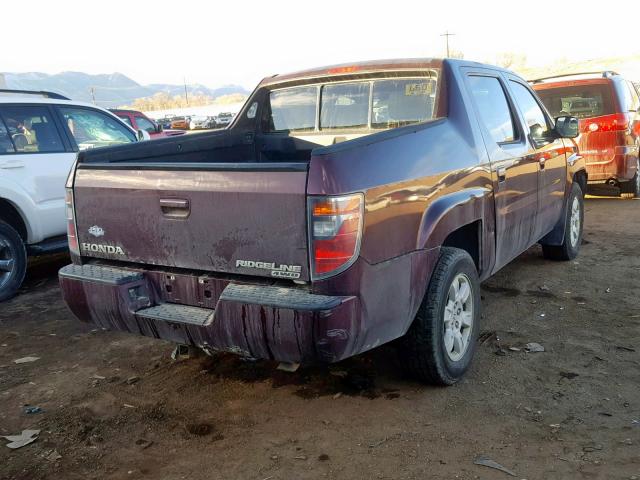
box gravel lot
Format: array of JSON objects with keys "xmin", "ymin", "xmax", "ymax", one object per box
[{"xmin": 1, "ymin": 195, "xmax": 639, "ymax": 480}]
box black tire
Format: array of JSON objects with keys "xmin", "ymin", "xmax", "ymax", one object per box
[
  {"xmin": 620, "ymin": 160, "xmax": 640, "ymax": 199},
  {"xmin": 542, "ymin": 182, "xmax": 584, "ymax": 261},
  {"xmin": 399, "ymin": 247, "xmax": 481, "ymax": 385},
  {"xmin": 0, "ymin": 221, "xmax": 27, "ymax": 302}
]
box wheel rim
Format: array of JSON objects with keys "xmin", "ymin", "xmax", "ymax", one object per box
[
  {"xmin": 443, "ymin": 273, "xmax": 474, "ymax": 362},
  {"xmin": 569, "ymin": 196, "xmax": 581, "ymax": 247},
  {"xmin": 0, "ymin": 234, "xmax": 16, "ymax": 290}
]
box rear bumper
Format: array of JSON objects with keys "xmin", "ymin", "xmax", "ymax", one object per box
[
  {"xmin": 586, "ymin": 147, "xmax": 639, "ymax": 183},
  {"xmin": 59, "ymin": 264, "xmax": 360, "ymax": 363}
]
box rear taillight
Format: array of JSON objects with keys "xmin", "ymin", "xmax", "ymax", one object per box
[
  {"xmin": 65, "ymin": 188, "xmax": 79, "ymax": 255},
  {"xmin": 580, "ymin": 113, "xmax": 631, "ymax": 133},
  {"xmin": 308, "ymin": 194, "xmax": 364, "ymax": 280}
]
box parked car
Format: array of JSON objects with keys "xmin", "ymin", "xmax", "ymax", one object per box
[
  {"xmin": 170, "ymin": 116, "xmax": 190, "ymax": 130},
  {"xmin": 158, "ymin": 115, "xmax": 175, "ymax": 130},
  {"xmin": 214, "ymin": 112, "xmax": 234, "ymax": 127},
  {"xmin": 189, "ymin": 115, "xmax": 213, "ymax": 130},
  {"xmin": 532, "ymin": 71, "xmax": 640, "ymax": 197},
  {"xmin": 0, "ymin": 89, "xmax": 145, "ymax": 301},
  {"xmin": 110, "ymin": 109, "xmax": 186, "ymax": 139},
  {"xmin": 59, "ymin": 59, "xmax": 586, "ymax": 385}
]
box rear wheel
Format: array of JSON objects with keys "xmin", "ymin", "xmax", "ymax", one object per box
[
  {"xmin": 0, "ymin": 222, "xmax": 27, "ymax": 302},
  {"xmin": 399, "ymin": 247, "xmax": 481, "ymax": 385},
  {"xmin": 542, "ymin": 182, "xmax": 584, "ymax": 261},
  {"xmin": 620, "ymin": 160, "xmax": 640, "ymax": 199}
]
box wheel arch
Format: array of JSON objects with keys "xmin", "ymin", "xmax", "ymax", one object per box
[
  {"xmin": 573, "ymin": 168, "xmax": 588, "ymax": 196},
  {"xmin": 417, "ymin": 187, "xmax": 494, "ymax": 278},
  {"xmin": 0, "ymin": 198, "xmax": 28, "ymax": 241}
]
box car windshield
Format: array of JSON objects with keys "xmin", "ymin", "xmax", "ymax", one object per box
[
  {"xmin": 536, "ymin": 84, "xmax": 615, "ymax": 119},
  {"xmin": 265, "ymin": 73, "xmax": 438, "ymax": 133}
]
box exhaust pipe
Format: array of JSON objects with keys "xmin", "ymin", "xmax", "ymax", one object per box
[{"xmin": 607, "ymin": 179, "xmax": 618, "ymax": 187}]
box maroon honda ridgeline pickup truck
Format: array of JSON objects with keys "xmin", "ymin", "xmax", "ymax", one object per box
[{"xmin": 59, "ymin": 59, "xmax": 587, "ymax": 384}]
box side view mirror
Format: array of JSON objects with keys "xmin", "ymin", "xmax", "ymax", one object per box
[
  {"xmin": 137, "ymin": 129, "xmax": 151, "ymax": 141},
  {"xmin": 555, "ymin": 116, "xmax": 579, "ymax": 138},
  {"xmin": 155, "ymin": 123, "xmax": 163, "ymax": 133}
]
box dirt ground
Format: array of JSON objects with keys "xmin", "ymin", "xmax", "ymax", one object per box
[{"xmin": 1, "ymin": 195, "xmax": 639, "ymax": 480}]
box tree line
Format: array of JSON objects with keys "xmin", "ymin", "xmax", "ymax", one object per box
[{"xmin": 120, "ymin": 92, "xmax": 247, "ymax": 111}]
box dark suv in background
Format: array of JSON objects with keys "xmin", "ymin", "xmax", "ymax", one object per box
[{"xmin": 532, "ymin": 72, "xmax": 640, "ymax": 197}]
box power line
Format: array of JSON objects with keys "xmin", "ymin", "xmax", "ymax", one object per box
[{"xmin": 440, "ymin": 31, "xmax": 455, "ymax": 58}]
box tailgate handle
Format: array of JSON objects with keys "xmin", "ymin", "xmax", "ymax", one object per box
[{"xmin": 160, "ymin": 198, "xmax": 190, "ymax": 218}]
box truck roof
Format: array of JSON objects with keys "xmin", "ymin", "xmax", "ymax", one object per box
[{"xmin": 260, "ymin": 58, "xmax": 519, "ymax": 87}]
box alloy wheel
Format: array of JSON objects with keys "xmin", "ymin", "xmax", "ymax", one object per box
[
  {"xmin": 569, "ymin": 196, "xmax": 581, "ymax": 247},
  {"xmin": 443, "ymin": 273, "xmax": 474, "ymax": 362},
  {"xmin": 0, "ymin": 235, "xmax": 16, "ymax": 290}
]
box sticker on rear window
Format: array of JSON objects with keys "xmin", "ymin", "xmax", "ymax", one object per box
[{"xmin": 405, "ymin": 83, "xmax": 432, "ymax": 96}]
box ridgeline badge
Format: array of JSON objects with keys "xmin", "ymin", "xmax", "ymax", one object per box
[{"xmin": 235, "ymin": 259, "xmax": 301, "ymax": 279}]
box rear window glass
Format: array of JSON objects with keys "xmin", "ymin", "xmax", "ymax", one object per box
[
  {"xmin": 266, "ymin": 74, "xmax": 438, "ymax": 133},
  {"xmin": 268, "ymin": 86, "xmax": 317, "ymax": 132},
  {"xmin": 372, "ymin": 79, "xmax": 436, "ymax": 129},
  {"xmin": 320, "ymin": 82, "xmax": 370, "ymax": 130},
  {"xmin": 536, "ymin": 84, "xmax": 615, "ymax": 119}
]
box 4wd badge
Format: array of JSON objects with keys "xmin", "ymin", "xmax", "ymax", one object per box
[
  {"xmin": 235, "ymin": 259, "xmax": 301, "ymax": 279},
  {"xmin": 88, "ymin": 225, "xmax": 105, "ymax": 237}
]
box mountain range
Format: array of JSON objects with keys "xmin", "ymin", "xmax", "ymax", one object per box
[{"xmin": 0, "ymin": 71, "xmax": 249, "ymax": 108}]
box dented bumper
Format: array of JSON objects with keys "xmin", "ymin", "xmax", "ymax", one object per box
[{"xmin": 59, "ymin": 264, "xmax": 360, "ymax": 363}]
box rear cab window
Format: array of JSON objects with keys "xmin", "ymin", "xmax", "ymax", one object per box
[
  {"xmin": 263, "ymin": 72, "xmax": 439, "ymax": 134},
  {"xmin": 0, "ymin": 105, "xmax": 65, "ymax": 153},
  {"xmin": 535, "ymin": 82, "xmax": 615, "ymax": 119}
]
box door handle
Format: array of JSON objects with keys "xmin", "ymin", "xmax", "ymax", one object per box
[
  {"xmin": 497, "ymin": 166, "xmax": 507, "ymax": 183},
  {"xmin": 160, "ymin": 198, "xmax": 190, "ymax": 218}
]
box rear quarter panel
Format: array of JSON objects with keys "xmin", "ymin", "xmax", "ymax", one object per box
[{"xmin": 308, "ymin": 61, "xmax": 495, "ymax": 354}]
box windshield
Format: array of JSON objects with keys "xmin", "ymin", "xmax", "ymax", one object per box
[
  {"xmin": 265, "ymin": 73, "xmax": 439, "ymax": 133},
  {"xmin": 536, "ymin": 83, "xmax": 615, "ymax": 119}
]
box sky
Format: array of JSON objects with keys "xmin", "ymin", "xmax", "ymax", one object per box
[{"xmin": 3, "ymin": 0, "xmax": 639, "ymax": 89}]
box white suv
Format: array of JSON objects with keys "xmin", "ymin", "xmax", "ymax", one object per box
[{"xmin": 0, "ymin": 89, "xmax": 147, "ymax": 301}]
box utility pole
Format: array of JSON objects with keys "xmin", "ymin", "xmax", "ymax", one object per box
[
  {"xmin": 90, "ymin": 87, "xmax": 96, "ymax": 105},
  {"xmin": 440, "ymin": 31, "xmax": 455, "ymax": 58},
  {"xmin": 183, "ymin": 77, "xmax": 189, "ymax": 106}
]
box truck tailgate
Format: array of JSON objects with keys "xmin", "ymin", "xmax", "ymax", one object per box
[{"xmin": 73, "ymin": 164, "xmax": 310, "ymax": 281}]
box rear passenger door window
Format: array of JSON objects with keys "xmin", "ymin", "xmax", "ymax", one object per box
[
  {"xmin": 467, "ymin": 76, "xmax": 516, "ymax": 144},
  {"xmin": 509, "ymin": 81, "xmax": 554, "ymax": 146},
  {"xmin": 58, "ymin": 107, "xmax": 137, "ymax": 151},
  {"xmin": 0, "ymin": 105, "xmax": 65, "ymax": 153}
]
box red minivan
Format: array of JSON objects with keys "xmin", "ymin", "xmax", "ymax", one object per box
[{"xmin": 533, "ymin": 72, "xmax": 640, "ymax": 197}]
